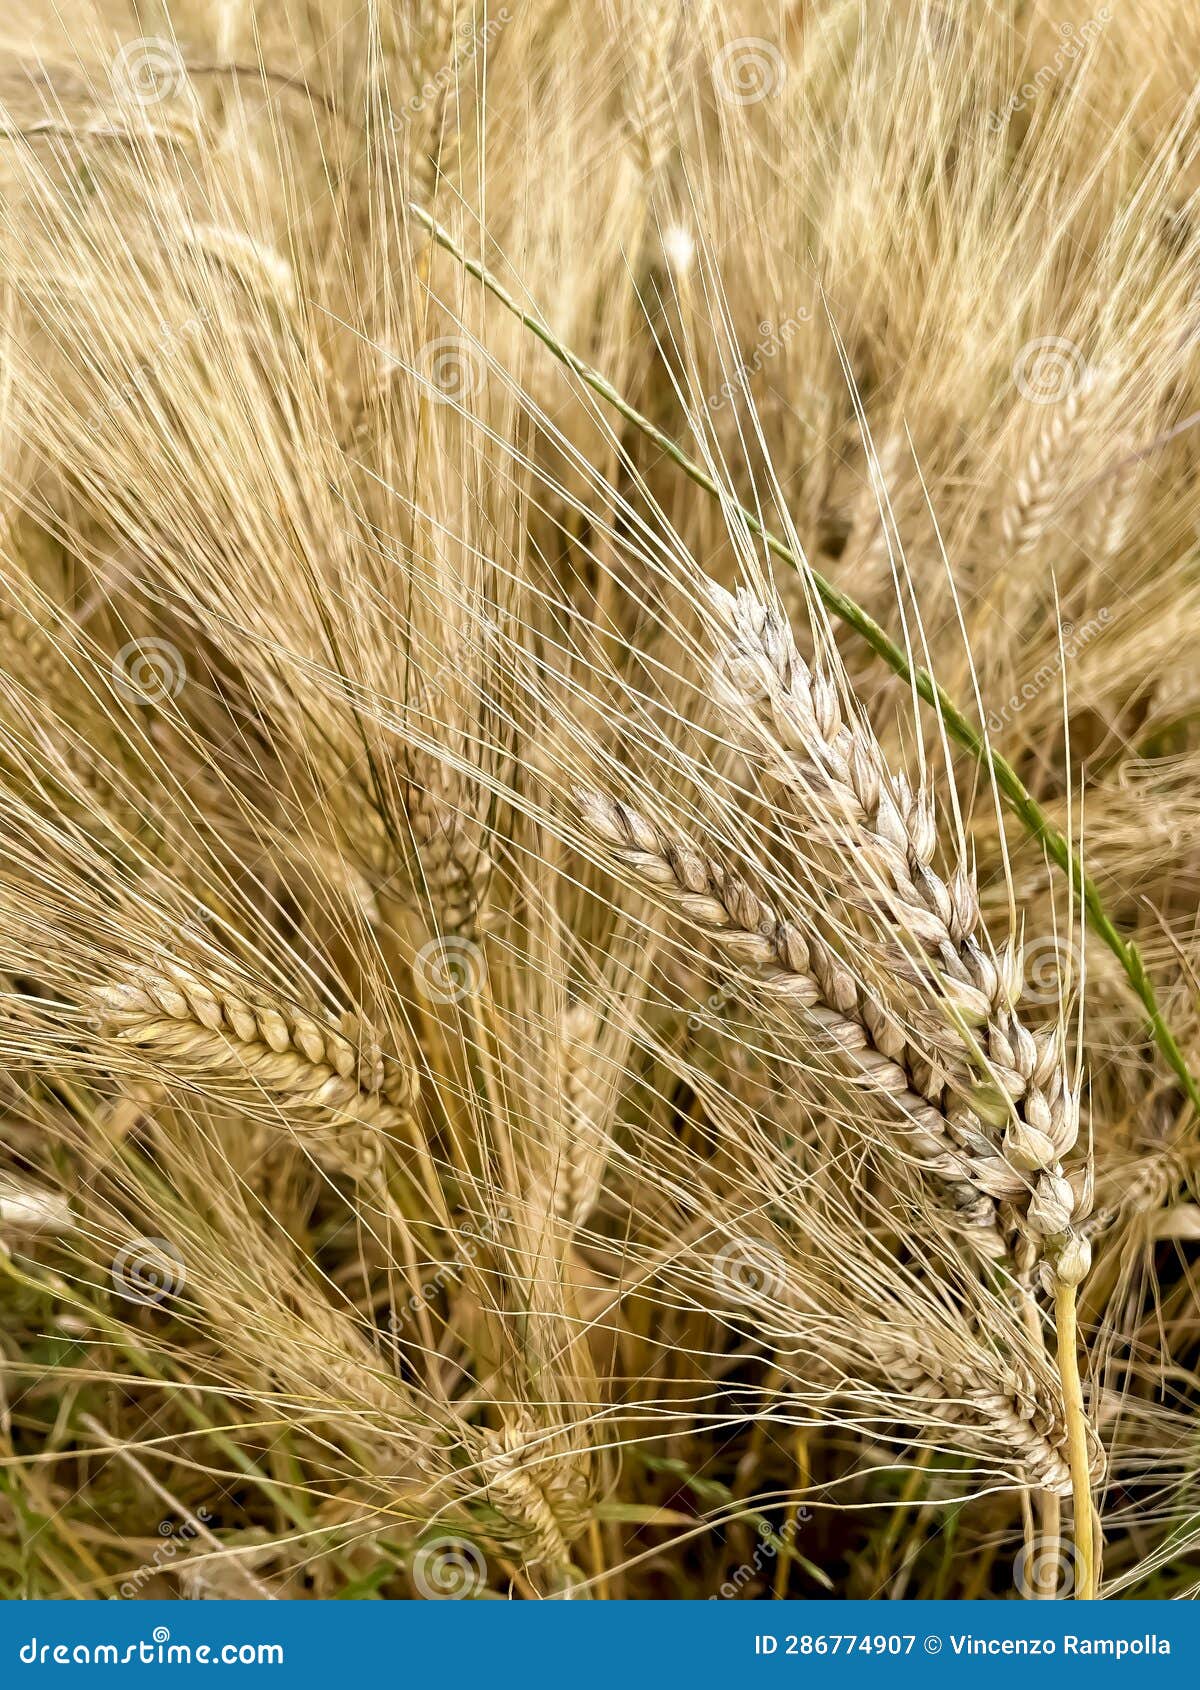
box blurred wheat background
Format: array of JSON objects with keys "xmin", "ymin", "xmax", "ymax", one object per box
[{"xmin": 1, "ymin": 0, "xmax": 1199, "ymax": 1600}]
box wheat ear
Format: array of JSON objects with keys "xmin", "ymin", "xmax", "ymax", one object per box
[
  {"xmin": 708, "ymin": 582, "xmax": 1090, "ymax": 1293},
  {"xmin": 1001, "ymin": 383, "xmax": 1090, "ymax": 556},
  {"xmin": 623, "ymin": 0, "xmax": 682, "ymax": 184},
  {"xmin": 576, "ymin": 785, "xmax": 1013, "ymax": 1258},
  {"xmin": 689, "ymin": 1234, "xmax": 1100, "ymax": 1494},
  {"xmin": 403, "ymin": 765, "xmax": 493, "ymax": 937},
  {"xmin": 97, "ymin": 965, "xmax": 418, "ymax": 1138},
  {"xmin": 526, "ymin": 1003, "xmax": 611, "ymax": 1232},
  {"xmin": 882, "ymin": 1334, "xmax": 1103, "ymax": 1495},
  {"xmin": 477, "ymin": 1417, "xmax": 591, "ymax": 1588},
  {"xmin": 412, "ymin": 198, "xmax": 1200, "ymax": 1119}
]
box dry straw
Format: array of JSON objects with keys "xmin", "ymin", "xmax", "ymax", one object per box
[{"xmin": 6, "ymin": 0, "xmax": 1200, "ymax": 1604}]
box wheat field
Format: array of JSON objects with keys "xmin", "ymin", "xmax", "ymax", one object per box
[{"xmin": 0, "ymin": 0, "xmax": 1198, "ymax": 1602}]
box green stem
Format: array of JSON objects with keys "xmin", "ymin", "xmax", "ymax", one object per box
[{"xmin": 411, "ymin": 203, "xmax": 1200, "ymax": 1116}]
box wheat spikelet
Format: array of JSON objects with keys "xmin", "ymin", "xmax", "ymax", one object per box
[
  {"xmin": 394, "ymin": 1, "xmax": 474, "ymax": 206},
  {"xmin": 555, "ymin": 1002, "xmax": 610, "ymax": 1227}
]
